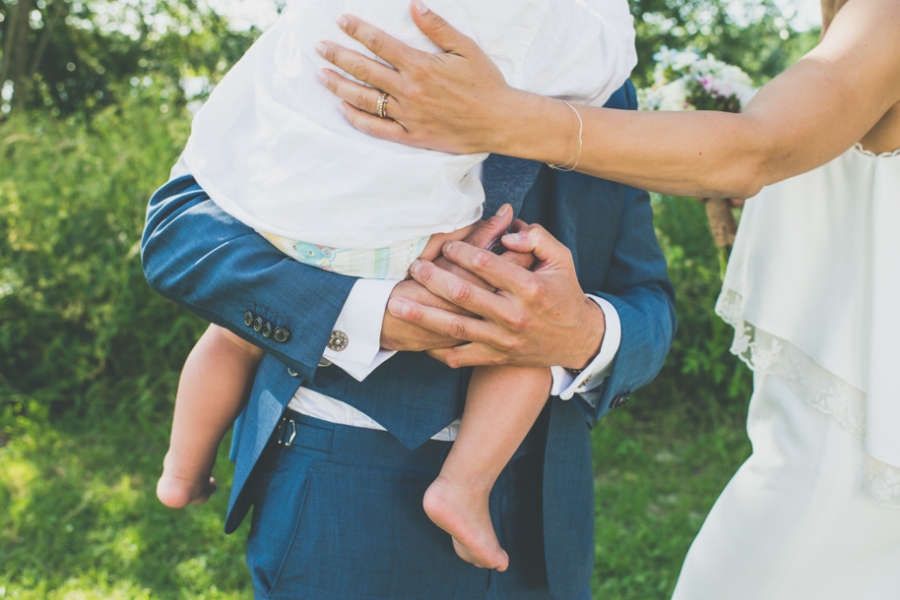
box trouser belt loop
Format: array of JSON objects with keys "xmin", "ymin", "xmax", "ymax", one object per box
[{"xmin": 275, "ymin": 415, "xmax": 298, "ymax": 447}]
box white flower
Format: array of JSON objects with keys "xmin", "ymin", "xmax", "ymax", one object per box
[
  {"xmin": 672, "ymin": 50, "xmax": 700, "ymax": 72},
  {"xmin": 657, "ymin": 79, "xmax": 691, "ymax": 111},
  {"xmin": 638, "ymin": 87, "xmax": 662, "ymax": 110},
  {"xmin": 652, "ymin": 46, "xmax": 678, "ymax": 68},
  {"xmin": 719, "ymin": 65, "xmax": 753, "ymax": 86},
  {"xmin": 653, "ymin": 47, "xmax": 700, "ymax": 75},
  {"xmin": 641, "ymin": 46, "xmax": 758, "ymax": 112}
]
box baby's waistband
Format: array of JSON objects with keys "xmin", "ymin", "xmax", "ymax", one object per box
[{"xmin": 258, "ymin": 231, "xmax": 430, "ymax": 280}]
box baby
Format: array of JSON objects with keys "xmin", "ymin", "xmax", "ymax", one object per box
[{"xmin": 156, "ymin": 0, "xmax": 635, "ymax": 571}]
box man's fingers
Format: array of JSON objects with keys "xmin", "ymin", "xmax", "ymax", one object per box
[
  {"xmin": 427, "ymin": 343, "xmax": 506, "ymax": 369},
  {"xmin": 387, "ymin": 297, "xmax": 502, "ymax": 346},
  {"xmin": 397, "ymin": 277, "xmax": 474, "ymax": 316},
  {"xmin": 335, "ymin": 13, "xmax": 422, "ymax": 70},
  {"xmin": 500, "ymin": 223, "xmax": 572, "ymax": 267},
  {"xmin": 440, "ymin": 241, "xmax": 535, "ymax": 294},
  {"xmin": 409, "ymin": 1, "xmax": 477, "ymax": 55},
  {"xmin": 408, "ymin": 257, "xmax": 508, "ymax": 316},
  {"xmin": 434, "ymin": 256, "xmax": 494, "ymax": 291}
]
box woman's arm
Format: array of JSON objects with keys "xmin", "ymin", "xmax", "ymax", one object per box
[{"xmin": 319, "ymin": 0, "xmax": 900, "ymax": 198}]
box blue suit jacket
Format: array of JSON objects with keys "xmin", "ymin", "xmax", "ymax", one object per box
[{"xmin": 142, "ymin": 82, "xmax": 675, "ymax": 599}]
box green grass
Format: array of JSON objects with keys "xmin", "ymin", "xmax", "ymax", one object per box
[
  {"xmin": 0, "ymin": 403, "xmax": 251, "ymax": 599},
  {"xmin": 591, "ymin": 395, "xmax": 750, "ymax": 598},
  {"xmin": 0, "ymin": 392, "xmax": 750, "ymax": 599}
]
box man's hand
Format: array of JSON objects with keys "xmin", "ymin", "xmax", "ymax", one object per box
[
  {"xmin": 380, "ymin": 205, "xmax": 534, "ymax": 351},
  {"xmin": 388, "ymin": 221, "xmax": 605, "ymax": 369}
]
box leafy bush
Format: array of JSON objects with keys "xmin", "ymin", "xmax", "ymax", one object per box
[
  {"xmin": 636, "ymin": 195, "xmax": 752, "ymax": 424},
  {"xmin": 0, "ymin": 89, "xmax": 205, "ymax": 416}
]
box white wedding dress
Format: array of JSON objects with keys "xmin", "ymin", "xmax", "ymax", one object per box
[{"xmin": 672, "ymin": 144, "xmax": 900, "ymax": 600}]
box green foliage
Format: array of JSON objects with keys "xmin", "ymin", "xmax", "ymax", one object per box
[
  {"xmin": 0, "ymin": 87, "xmax": 205, "ymax": 415},
  {"xmin": 637, "ymin": 195, "xmax": 753, "ymax": 425},
  {"xmin": 0, "ymin": 0, "xmax": 259, "ymax": 116},
  {"xmin": 631, "ymin": 0, "xmax": 821, "ymax": 87}
]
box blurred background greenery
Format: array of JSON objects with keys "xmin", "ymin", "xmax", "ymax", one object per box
[{"xmin": 0, "ymin": 1, "xmax": 818, "ymax": 598}]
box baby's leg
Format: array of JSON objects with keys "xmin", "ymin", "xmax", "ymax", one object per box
[
  {"xmin": 423, "ymin": 365, "xmax": 551, "ymax": 571},
  {"xmin": 157, "ymin": 324, "xmax": 264, "ymax": 508}
]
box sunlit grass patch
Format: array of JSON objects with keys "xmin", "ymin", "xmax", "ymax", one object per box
[
  {"xmin": 590, "ymin": 397, "xmax": 751, "ymax": 599},
  {"xmin": 0, "ymin": 409, "xmax": 251, "ymax": 599}
]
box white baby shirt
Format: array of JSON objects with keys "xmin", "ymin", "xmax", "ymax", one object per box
[{"xmin": 183, "ymin": 0, "xmax": 637, "ymax": 249}]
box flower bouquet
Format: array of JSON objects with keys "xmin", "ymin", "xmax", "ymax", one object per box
[{"xmin": 639, "ymin": 48, "xmax": 756, "ymax": 273}]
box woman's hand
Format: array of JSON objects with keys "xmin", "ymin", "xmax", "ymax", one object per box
[{"xmin": 315, "ymin": 1, "xmax": 523, "ymax": 155}]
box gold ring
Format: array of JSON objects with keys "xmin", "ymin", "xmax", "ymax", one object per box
[{"xmin": 376, "ymin": 91, "xmax": 389, "ymax": 119}]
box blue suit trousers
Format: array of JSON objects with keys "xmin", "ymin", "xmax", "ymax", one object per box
[{"xmin": 245, "ymin": 411, "xmax": 591, "ymax": 599}]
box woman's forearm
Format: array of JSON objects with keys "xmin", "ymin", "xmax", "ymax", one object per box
[
  {"xmin": 497, "ymin": 0, "xmax": 900, "ymax": 198},
  {"xmin": 499, "ymin": 91, "xmax": 771, "ymax": 199},
  {"xmin": 322, "ymin": 0, "xmax": 900, "ymax": 196}
]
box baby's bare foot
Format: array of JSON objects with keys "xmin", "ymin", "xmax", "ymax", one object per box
[
  {"xmin": 156, "ymin": 453, "xmax": 217, "ymax": 508},
  {"xmin": 423, "ymin": 475, "xmax": 509, "ymax": 571}
]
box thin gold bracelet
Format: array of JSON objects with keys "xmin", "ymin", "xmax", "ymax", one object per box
[{"xmin": 547, "ymin": 101, "xmax": 583, "ymax": 172}]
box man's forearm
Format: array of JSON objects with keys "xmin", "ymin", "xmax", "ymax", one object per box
[{"xmin": 141, "ymin": 175, "xmax": 356, "ymax": 381}]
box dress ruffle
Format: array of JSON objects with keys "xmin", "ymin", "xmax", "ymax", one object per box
[{"xmin": 717, "ymin": 287, "xmax": 900, "ymax": 508}]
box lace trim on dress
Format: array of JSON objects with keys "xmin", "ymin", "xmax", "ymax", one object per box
[
  {"xmin": 852, "ymin": 143, "xmax": 900, "ymax": 159},
  {"xmin": 717, "ymin": 287, "xmax": 900, "ymax": 508}
]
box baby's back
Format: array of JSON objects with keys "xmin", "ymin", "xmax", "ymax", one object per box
[{"xmin": 183, "ymin": 0, "xmax": 635, "ymax": 248}]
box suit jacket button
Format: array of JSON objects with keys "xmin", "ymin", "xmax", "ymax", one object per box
[
  {"xmin": 287, "ymin": 368, "xmax": 300, "ymax": 378},
  {"xmin": 611, "ymin": 393, "xmax": 631, "ymax": 409},
  {"xmin": 273, "ymin": 327, "xmax": 291, "ymax": 343},
  {"xmin": 318, "ymin": 358, "xmax": 333, "ymax": 367},
  {"xmin": 252, "ymin": 316, "xmax": 264, "ymax": 333},
  {"xmin": 327, "ymin": 330, "xmax": 349, "ymax": 352},
  {"xmin": 243, "ymin": 311, "xmax": 254, "ymax": 327},
  {"xmin": 261, "ymin": 321, "xmax": 273, "ymax": 339}
]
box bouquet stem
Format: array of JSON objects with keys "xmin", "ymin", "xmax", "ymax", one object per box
[{"xmin": 703, "ymin": 197, "xmax": 737, "ymax": 278}]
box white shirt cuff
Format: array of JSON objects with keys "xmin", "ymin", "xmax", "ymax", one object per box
[
  {"xmin": 550, "ymin": 295, "xmax": 621, "ymax": 400},
  {"xmin": 324, "ymin": 278, "xmax": 399, "ymax": 381}
]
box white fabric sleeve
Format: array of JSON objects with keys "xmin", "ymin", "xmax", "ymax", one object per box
[
  {"xmin": 323, "ymin": 278, "xmax": 399, "ymax": 382},
  {"xmin": 515, "ymin": 0, "xmax": 636, "ymax": 108},
  {"xmin": 173, "ymin": 156, "xmax": 397, "ymax": 383},
  {"xmin": 549, "ymin": 296, "xmax": 621, "ymax": 400},
  {"xmin": 170, "ymin": 153, "xmax": 189, "ymax": 179}
]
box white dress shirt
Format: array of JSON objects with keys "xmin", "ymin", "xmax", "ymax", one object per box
[{"xmin": 288, "ymin": 280, "xmax": 621, "ymax": 440}]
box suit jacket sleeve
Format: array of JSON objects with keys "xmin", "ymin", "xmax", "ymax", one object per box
[
  {"xmin": 141, "ymin": 174, "xmax": 356, "ymax": 381},
  {"xmin": 576, "ymin": 185, "xmax": 676, "ymax": 422}
]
